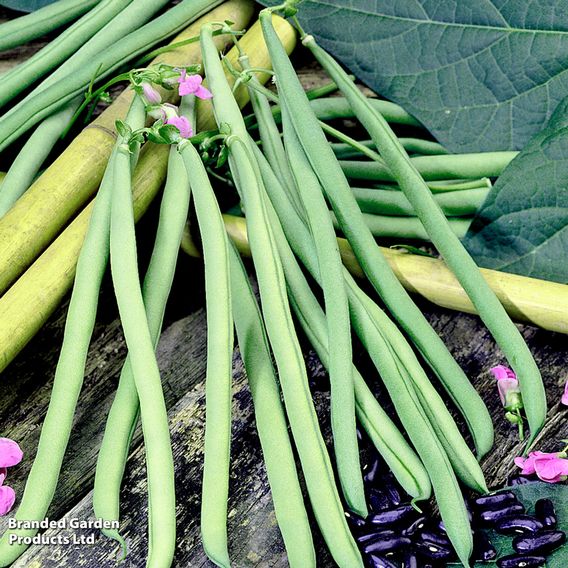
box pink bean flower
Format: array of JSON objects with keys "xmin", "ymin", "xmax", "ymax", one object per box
[
  {"xmin": 514, "ymin": 451, "xmax": 568, "ymax": 483},
  {"xmin": 177, "ymin": 70, "xmax": 212, "ymax": 99},
  {"xmin": 490, "ymin": 365, "xmax": 523, "ymax": 410},
  {"xmin": 0, "ymin": 438, "xmax": 23, "ymax": 468},
  {"xmin": 0, "ymin": 486, "xmax": 15, "ymax": 516},
  {"xmin": 141, "ymin": 82, "xmax": 162, "ymax": 105},
  {"xmin": 166, "ymin": 115, "xmax": 193, "ymax": 139},
  {"xmin": 562, "ymin": 380, "xmax": 568, "ymax": 406}
]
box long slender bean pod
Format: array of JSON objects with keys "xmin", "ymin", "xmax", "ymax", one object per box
[
  {"xmin": 0, "ymin": 98, "xmax": 146, "ymax": 567},
  {"xmin": 0, "ymin": 0, "xmax": 133, "ymax": 108},
  {"xmin": 280, "ymin": 100, "xmax": 365, "ymax": 515},
  {"xmin": 304, "ymin": 33, "xmax": 546, "ymax": 445},
  {"xmin": 332, "ymin": 137, "xmax": 448, "ymax": 159},
  {"xmin": 0, "ymin": 0, "xmax": 225, "ymax": 151},
  {"xmin": 93, "ymin": 138, "xmax": 191, "ymax": 552},
  {"xmin": 179, "ymin": 140, "xmax": 234, "ymax": 568},
  {"xmin": 0, "ymin": 100, "xmax": 79, "ymax": 218},
  {"xmin": 110, "ymin": 139, "xmax": 175, "ymax": 568},
  {"xmin": 332, "ymin": 212, "xmax": 472, "ymax": 241},
  {"xmin": 0, "ymin": 0, "xmax": 100, "ymax": 52},
  {"xmin": 353, "ymin": 187, "xmax": 488, "ymax": 217},
  {"xmin": 260, "ymin": 10, "xmax": 494, "ymax": 458},
  {"xmin": 339, "ymin": 152, "xmax": 516, "ymax": 182},
  {"xmin": 228, "ymin": 244, "xmax": 316, "ymax": 567},
  {"xmin": 200, "ymin": 23, "xmax": 362, "ymax": 566}
]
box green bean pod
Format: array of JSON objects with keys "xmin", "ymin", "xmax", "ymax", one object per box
[
  {"xmin": 93, "ymin": 141, "xmax": 191, "ymax": 553},
  {"xmin": 110, "ymin": 143, "xmax": 176, "ymax": 568},
  {"xmin": 0, "ymin": 0, "xmax": 133, "ymax": 108},
  {"xmin": 339, "ymin": 152, "xmax": 516, "ymax": 182},
  {"xmin": 305, "ymin": 34, "xmax": 546, "ymax": 445},
  {"xmin": 281, "ymin": 100, "xmax": 365, "ymax": 515},
  {"xmin": 352, "ymin": 187, "xmax": 488, "ymax": 217},
  {"xmin": 228, "ymin": 243, "xmax": 316, "ymax": 567},
  {"xmin": 0, "ymin": 100, "xmax": 80, "ymax": 218},
  {"xmin": 332, "ymin": 137, "xmax": 448, "ymax": 159},
  {"xmin": 0, "ymin": 97, "xmax": 146, "ymax": 567},
  {"xmin": 0, "ymin": 0, "xmax": 101, "ymax": 52},
  {"xmin": 0, "ymin": 0, "xmax": 224, "ymax": 151},
  {"xmin": 259, "ymin": 10, "xmax": 494, "ymax": 459},
  {"xmin": 332, "ymin": 212, "xmax": 472, "ymax": 241},
  {"xmin": 179, "ymin": 140, "xmax": 234, "ymax": 568},
  {"xmin": 200, "ymin": 23, "xmax": 362, "ymax": 566}
]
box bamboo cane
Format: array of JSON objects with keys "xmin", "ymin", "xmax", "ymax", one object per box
[
  {"xmin": 0, "ymin": 14, "xmax": 296, "ymax": 373},
  {"xmin": 185, "ymin": 214, "xmax": 568, "ymax": 335},
  {"xmin": 0, "ymin": 0, "xmax": 255, "ymax": 296}
]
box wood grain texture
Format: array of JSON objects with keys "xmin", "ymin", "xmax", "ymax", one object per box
[{"xmin": 1, "ymin": 6, "xmax": 567, "ymax": 567}]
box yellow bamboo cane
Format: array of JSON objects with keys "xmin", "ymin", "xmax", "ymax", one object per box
[{"xmin": 0, "ymin": 12, "xmax": 297, "ymax": 372}]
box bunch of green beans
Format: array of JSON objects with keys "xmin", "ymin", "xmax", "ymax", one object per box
[
  {"xmin": 0, "ymin": 0, "xmax": 101, "ymax": 52},
  {"xmin": 259, "ymin": 10, "xmax": 494, "ymax": 462},
  {"xmin": 0, "ymin": 97, "xmax": 146, "ymax": 567},
  {"xmin": 200, "ymin": 23, "xmax": 363, "ymax": 567},
  {"xmin": 0, "ymin": 0, "xmax": 224, "ymax": 151},
  {"xmin": 331, "ymin": 137, "xmax": 448, "ymax": 158},
  {"xmin": 302, "ymin": 30, "xmax": 546, "ymax": 446}
]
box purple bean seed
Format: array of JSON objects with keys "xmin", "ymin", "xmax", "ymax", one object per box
[
  {"xmin": 401, "ymin": 553, "xmax": 419, "ymax": 568},
  {"xmin": 368, "ymin": 505, "xmax": 416, "ymax": 527},
  {"xmin": 474, "ymin": 491, "xmax": 517, "ymax": 509},
  {"xmin": 345, "ymin": 511, "xmax": 366, "ymax": 532},
  {"xmin": 362, "ymin": 535, "xmax": 411, "ymax": 555},
  {"xmin": 472, "ymin": 530, "xmax": 497, "ymax": 561},
  {"xmin": 383, "ymin": 475, "xmax": 402, "ymax": 505},
  {"xmin": 534, "ymin": 498, "xmax": 557, "ymax": 529},
  {"xmin": 417, "ymin": 530, "xmax": 451, "ymax": 548},
  {"xmin": 364, "ymin": 456, "xmax": 381, "ymax": 485},
  {"xmin": 366, "ymin": 554, "xmax": 398, "ymax": 568},
  {"xmin": 496, "ymin": 554, "xmax": 546, "ymax": 568},
  {"xmin": 368, "ymin": 488, "xmax": 391, "ymax": 512},
  {"xmin": 413, "ymin": 539, "xmax": 454, "ymax": 561},
  {"xmin": 478, "ymin": 503, "xmax": 525, "ymax": 525},
  {"xmin": 357, "ymin": 529, "xmax": 395, "ymax": 545},
  {"xmin": 402, "ymin": 515, "xmax": 428, "ymax": 537},
  {"xmin": 512, "ymin": 530, "xmax": 566, "ymax": 555},
  {"xmin": 507, "ymin": 475, "xmax": 534, "ymax": 486},
  {"xmin": 495, "ymin": 515, "xmax": 544, "ymax": 535}
]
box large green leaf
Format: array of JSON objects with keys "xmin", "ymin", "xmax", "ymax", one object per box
[
  {"xmin": 463, "ymin": 97, "xmax": 568, "ymax": 283},
  {"xmin": 278, "ymin": 0, "xmax": 568, "ymax": 152},
  {"xmin": 449, "ymin": 481, "xmax": 567, "ymax": 567},
  {"xmin": 0, "ymin": 0, "xmax": 58, "ymax": 12}
]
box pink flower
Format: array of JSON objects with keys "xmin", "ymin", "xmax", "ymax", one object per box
[
  {"xmin": 0, "ymin": 438, "xmax": 23, "ymax": 468},
  {"xmin": 177, "ymin": 70, "xmax": 212, "ymax": 99},
  {"xmin": 166, "ymin": 115, "xmax": 193, "ymax": 139},
  {"xmin": 514, "ymin": 451, "xmax": 568, "ymax": 483},
  {"xmin": 490, "ymin": 365, "xmax": 522, "ymax": 410},
  {"xmin": 0, "ymin": 485, "xmax": 15, "ymax": 516},
  {"xmin": 141, "ymin": 82, "xmax": 161, "ymax": 104},
  {"xmin": 147, "ymin": 102, "xmax": 178, "ymax": 121},
  {"xmin": 562, "ymin": 380, "xmax": 568, "ymax": 406}
]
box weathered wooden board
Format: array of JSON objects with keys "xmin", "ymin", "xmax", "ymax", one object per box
[{"xmin": 1, "ymin": 5, "xmax": 568, "ymax": 567}]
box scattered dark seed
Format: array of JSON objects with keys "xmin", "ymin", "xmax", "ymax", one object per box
[
  {"xmin": 366, "ymin": 554, "xmax": 398, "ymax": 568},
  {"xmin": 417, "ymin": 530, "xmax": 451, "ymax": 548},
  {"xmin": 357, "ymin": 529, "xmax": 395, "ymax": 545},
  {"xmin": 368, "ymin": 505, "xmax": 416, "ymax": 527},
  {"xmin": 474, "ymin": 491, "xmax": 517, "ymax": 510},
  {"xmin": 402, "ymin": 515, "xmax": 428, "ymax": 537},
  {"xmin": 534, "ymin": 498, "xmax": 557, "ymax": 529},
  {"xmin": 383, "ymin": 475, "xmax": 402, "ymax": 506},
  {"xmin": 413, "ymin": 539, "xmax": 454, "ymax": 560},
  {"xmin": 512, "ymin": 530, "xmax": 566, "ymax": 555},
  {"xmin": 472, "ymin": 530, "xmax": 497, "ymax": 561},
  {"xmin": 496, "ymin": 553, "xmax": 546, "ymax": 568},
  {"xmin": 362, "ymin": 535, "xmax": 411, "ymax": 555},
  {"xmin": 507, "ymin": 475, "xmax": 534, "ymax": 486},
  {"xmin": 478, "ymin": 503, "xmax": 525, "ymax": 525},
  {"xmin": 345, "ymin": 511, "xmax": 366, "ymax": 532},
  {"xmin": 368, "ymin": 488, "xmax": 391, "ymax": 512},
  {"xmin": 401, "ymin": 552, "xmax": 419, "ymax": 568},
  {"xmin": 495, "ymin": 515, "xmax": 544, "ymax": 535}
]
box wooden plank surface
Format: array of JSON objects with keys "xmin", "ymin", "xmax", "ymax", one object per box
[{"xmin": 1, "ymin": 5, "xmax": 568, "ymax": 567}]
